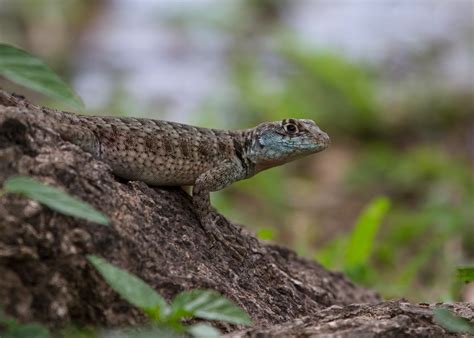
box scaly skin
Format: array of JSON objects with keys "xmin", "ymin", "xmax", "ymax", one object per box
[{"xmin": 3, "ymin": 96, "xmax": 330, "ymax": 240}]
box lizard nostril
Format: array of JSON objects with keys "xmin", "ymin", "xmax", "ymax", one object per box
[{"xmin": 317, "ymin": 131, "xmax": 330, "ymax": 146}]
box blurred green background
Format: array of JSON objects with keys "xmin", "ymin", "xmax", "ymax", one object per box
[{"xmin": 0, "ymin": 0, "xmax": 472, "ymax": 303}]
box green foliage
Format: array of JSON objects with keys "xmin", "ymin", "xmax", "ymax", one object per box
[
  {"xmin": 217, "ymin": 20, "xmax": 474, "ymax": 300},
  {"xmin": 88, "ymin": 255, "xmax": 251, "ymax": 337},
  {"xmin": 185, "ymin": 324, "xmax": 220, "ymax": 338},
  {"xmin": 227, "ymin": 38, "xmax": 378, "ymax": 137},
  {"xmin": 101, "ymin": 326, "xmax": 180, "ymax": 338},
  {"xmin": 214, "ymin": 167, "xmax": 288, "ymax": 230},
  {"xmin": 0, "ymin": 311, "xmax": 51, "ymax": 338},
  {"xmin": 0, "ymin": 43, "xmax": 83, "ymax": 109},
  {"xmin": 344, "ymin": 144, "xmax": 474, "ymax": 298},
  {"xmin": 2, "ymin": 324, "xmax": 51, "ymax": 338},
  {"xmin": 314, "ymin": 236, "xmax": 346, "ymax": 269},
  {"xmin": 219, "ymin": 36, "xmax": 389, "ymax": 253},
  {"xmin": 457, "ymin": 267, "xmax": 474, "ymax": 283},
  {"xmin": 236, "ymin": 167, "xmax": 287, "ymax": 209},
  {"xmin": 281, "ymin": 45, "xmax": 378, "ymax": 135},
  {"xmin": 101, "ymin": 324, "xmax": 219, "ymax": 338},
  {"xmin": 219, "ymin": 26, "xmax": 473, "ymax": 301},
  {"xmin": 348, "ymin": 144, "xmax": 474, "ymax": 195},
  {"xmin": 3, "ymin": 176, "xmax": 109, "ymax": 225},
  {"xmin": 344, "ymin": 197, "xmax": 391, "ymax": 268},
  {"xmin": 59, "ymin": 326, "xmax": 97, "ymax": 338},
  {"xmin": 256, "ymin": 227, "xmax": 276, "ymax": 241},
  {"xmin": 315, "ymin": 196, "xmax": 390, "ymax": 283},
  {"xmin": 0, "ymin": 3, "xmax": 471, "ymax": 336},
  {"xmin": 393, "ymin": 239, "xmax": 441, "ymax": 288},
  {"xmin": 169, "ymin": 290, "xmax": 251, "ymax": 325},
  {"xmin": 87, "ymin": 256, "xmax": 167, "ymax": 319},
  {"xmin": 433, "ymin": 308, "xmax": 474, "ymax": 335}
]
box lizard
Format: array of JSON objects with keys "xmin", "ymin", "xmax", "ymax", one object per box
[{"xmin": 2, "ymin": 95, "xmax": 330, "ymax": 239}]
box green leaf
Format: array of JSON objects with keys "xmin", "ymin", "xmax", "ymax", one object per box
[
  {"xmin": 457, "ymin": 267, "xmax": 474, "ymax": 283},
  {"xmin": 170, "ymin": 290, "xmax": 252, "ymax": 325},
  {"xmin": 256, "ymin": 227, "xmax": 275, "ymax": 241},
  {"xmin": 3, "ymin": 324, "xmax": 51, "ymax": 338},
  {"xmin": 186, "ymin": 324, "xmax": 220, "ymax": 338},
  {"xmin": 0, "ymin": 312, "xmax": 51, "ymax": 338},
  {"xmin": 344, "ymin": 196, "xmax": 391, "ymax": 268},
  {"xmin": 58, "ymin": 326, "xmax": 97, "ymax": 338},
  {"xmin": 87, "ymin": 256, "xmax": 168, "ymax": 317},
  {"xmin": 3, "ymin": 176, "xmax": 109, "ymax": 225},
  {"xmin": 0, "ymin": 43, "xmax": 83, "ymax": 109},
  {"xmin": 100, "ymin": 327, "xmax": 180, "ymax": 338},
  {"xmin": 433, "ymin": 308, "xmax": 474, "ymax": 335}
]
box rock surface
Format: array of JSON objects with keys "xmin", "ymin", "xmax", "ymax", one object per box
[
  {"xmin": 226, "ymin": 301, "xmax": 474, "ymax": 337},
  {"xmin": 0, "ymin": 90, "xmax": 472, "ymax": 336}
]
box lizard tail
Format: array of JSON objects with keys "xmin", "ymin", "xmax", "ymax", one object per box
[{"xmin": 0, "ymin": 91, "xmax": 101, "ymax": 159}]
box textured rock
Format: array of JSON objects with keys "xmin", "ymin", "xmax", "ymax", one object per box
[
  {"xmin": 227, "ymin": 301, "xmax": 474, "ymax": 337},
  {"xmin": 0, "ymin": 90, "xmax": 378, "ymax": 332},
  {"xmin": 1, "ymin": 90, "xmax": 472, "ymax": 337}
]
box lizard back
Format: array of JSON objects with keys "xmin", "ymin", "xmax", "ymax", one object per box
[{"xmin": 51, "ymin": 112, "xmax": 244, "ymax": 186}]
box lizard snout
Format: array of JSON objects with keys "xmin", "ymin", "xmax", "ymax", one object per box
[{"xmin": 315, "ymin": 130, "xmax": 330, "ymax": 150}]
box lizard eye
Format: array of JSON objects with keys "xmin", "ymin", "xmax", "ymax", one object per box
[{"xmin": 284, "ymin": 123, "xmax": 298, "ymax": 134}]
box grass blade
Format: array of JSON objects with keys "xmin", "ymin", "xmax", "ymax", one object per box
[{"xmin": 344, "ymin": 196, "xmax": 391, "ymax": 268}]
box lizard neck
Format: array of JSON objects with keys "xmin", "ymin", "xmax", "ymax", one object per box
[
  {"xmin": 233, "ymin": 128, "xmax": 258, "ymax": 178},
  {"xmin": 235, "ymin": 127, "xmax": 293, "ymax": 175}
]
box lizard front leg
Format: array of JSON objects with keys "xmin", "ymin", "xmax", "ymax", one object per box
[{"xmin": 192, "ymin": 161, "xmax": 246, "ymax": 239}]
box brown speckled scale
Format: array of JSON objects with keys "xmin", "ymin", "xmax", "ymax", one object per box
[
  {"xmin": 60, "ymin": 115, "xmax": 240, "ymax": 186},
  {"xmin": 36, "ymin": 108, "xmax": 330, "ymax": 237}
]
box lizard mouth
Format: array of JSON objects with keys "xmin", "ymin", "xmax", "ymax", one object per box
[{"xmin": 316, "ymin": 131, "xmax": 330, "ymax": 150}]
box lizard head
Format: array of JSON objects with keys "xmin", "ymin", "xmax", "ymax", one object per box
[{"xmin": 249, "ymin": 118, "xmax": 330, "ymax": 172}]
